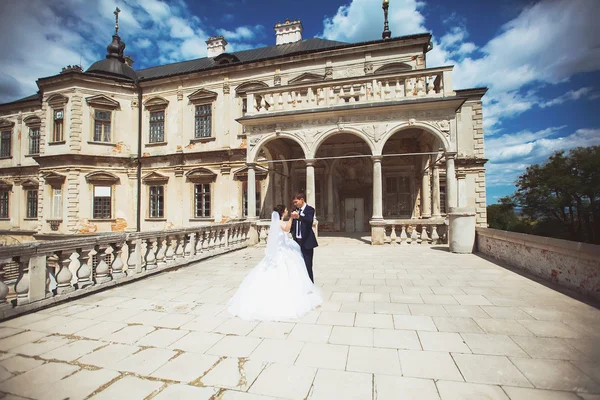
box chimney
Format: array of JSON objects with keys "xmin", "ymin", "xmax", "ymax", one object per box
[
  {"xmin": 206, "ymin": 36, "xmax": 227, "ymax": 58},
  {"xmin": 274, "ymin": 19, "xmax": 303, "ymax": 45}
]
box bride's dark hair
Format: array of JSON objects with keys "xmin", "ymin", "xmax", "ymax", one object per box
[{"xmin": 273, "ymin": 204, "xmax": 286, "ymax": 219}]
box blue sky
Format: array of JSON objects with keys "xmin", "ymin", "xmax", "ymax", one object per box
[{"xmin": 0, "ymin": 0, "xmax": 598, "ymax": 204}]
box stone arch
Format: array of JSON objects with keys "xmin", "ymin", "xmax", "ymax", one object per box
[
  {"xmin": 310, "ymin": 127, "xmax": 376, "ymax": 159},
  {"xmin": 235, "ymin": 81, "xmax": 269, "ymax": 96},
  {"xmin": 378, "ymin": 121, "xmax": 451, "ymax": 154},
  {"xmin": 247, "ymin": 132, "xmax": 309, "ymax": 163},
  {"xmin": 374, "ymin": 62, "xmax": 412, "ymax": 74}
]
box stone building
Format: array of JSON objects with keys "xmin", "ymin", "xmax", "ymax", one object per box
[{"xmin": 0, "ymin": 11, "xmax": 487, "ymax": 245}]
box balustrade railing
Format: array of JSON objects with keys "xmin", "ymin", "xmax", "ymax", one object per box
[
  {"xmin": 245, "ymin": 66, "xmax": 453, "ymax": 116},
  {"xmin": 0, "ymin": 222, "xmax": 251, "ymax": 319},
  {"xmin": 382, "ymin": 219, "xmax": 448, "ymax": 245}
]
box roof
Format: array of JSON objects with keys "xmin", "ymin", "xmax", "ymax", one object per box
[
  {"xmin": 135, "ymin": 38, "xmax": 347, "ymax": 81},
  {"xmin": 0, "ymin": 93, "xmax": 41, "ymax": 106}
]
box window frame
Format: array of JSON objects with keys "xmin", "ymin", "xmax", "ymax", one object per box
[
  {"xmin": 194, "ymin": 104, "xmax": 212, "ymax": 139},
  {"xmin": 26, "ymin": 189, "xmax": 38, "ymax": 219},
  {"xmin": 51, "ymin": 186, "xmax": 63, "ymax": 219},
  {"xmin": 149, "ymin": 185, "xmax": 165, "ymax": 219},
  {"xmin": 53, "ymin": 109, "xmax": 64, "ymax": 142},
  {"xmin": 149, "ymin": 110, "xmax": 165, "ymax": 143},
  {"xmin": 0, "ymin": 190, "xmax": 9, "ymax": 219},
  {"xmin": 93, "ymin": 109, "xmax": 112, "ymax": 143},
  {"xmin": 0, "ymin": 130, "xmax": 11, "ymax": 158},
  {"xmin": 28, "ymin": 127, "xmax": 40, "ymax": 155},
  {"xmin": 194, "ymin": 183, "xmax": 211, "ymax": 218},
  {"xmin": 92, "ymin": 185, "xmax": 112, "ymax": 220}
]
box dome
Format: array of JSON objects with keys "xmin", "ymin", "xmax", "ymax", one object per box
[{"xmin": 86, "ymin": 33, "xmax": 137, "ymax": 81}]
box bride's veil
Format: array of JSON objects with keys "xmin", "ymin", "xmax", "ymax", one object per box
[{"xmin": 265, "ymin": 210, "xmax": 283, "ymax": 260}]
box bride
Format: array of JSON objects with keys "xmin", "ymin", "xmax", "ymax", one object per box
[{"xmin": 228, "ymin": 204, "xmax": 322, "ymax": 321}]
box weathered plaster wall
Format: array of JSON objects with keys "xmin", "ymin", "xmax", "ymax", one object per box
[{"xmin": 476, "ymin": 227, "xmax": 600, "ymax": 301}]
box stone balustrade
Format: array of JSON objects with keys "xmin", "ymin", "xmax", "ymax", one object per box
[
  {"xmin": 0, "ymin": 222, "xmax": 252, "ymax": 320},
  {"xmin": 381, "ymin": 219, "xmax": 448, "ymax": 245},
  {"xmin": 245, "ymin": 66, "xmax": 453, "ymax": 116}
]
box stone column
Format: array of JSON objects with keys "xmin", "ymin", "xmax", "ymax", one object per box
[
  {"xmin": 326, "ymin": 171, "xmax": 334, "ymax": 224},
  {"xmin": 432, "ymin": 160, "xmax": 441, "ymax": 218},
  {"xmin": 421, "ymin": 157, "xmax": 431, "ymax": 218},
  {"xmin": 457, "ymin": 171, "xmax": 467, "ymax": 208},
  {"xmin": 247, "ymin": 163, "xmax": 257, "ymax": 220},
  {"xmin": 445, "ymin": 152, "xmax": 458, "ymax": 211},
  {"xmin": 305, "ymin": 159, "xmax": 316, "ymax": 213},
  {"xmin": 372, "ymin": 156, "xmax": 383, "ymax": 219}
]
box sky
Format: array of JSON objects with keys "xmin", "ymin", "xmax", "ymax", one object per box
[{"xmin": 0, "ymin": 0, "xmax": 598, "ymax": 205}]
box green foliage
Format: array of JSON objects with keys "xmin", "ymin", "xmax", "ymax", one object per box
[{"xmin": 490, "ymin": 146, "xmax": 600, "ymax": 244}]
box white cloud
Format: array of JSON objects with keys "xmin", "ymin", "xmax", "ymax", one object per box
[
  {"xmin": 539, "ymin": 87, "xmax": 595, "ymax": 108},
  {"xmin": 320, "ymin": 0, "xmax": 426, "ymax": 42},
  {"xmin": 134, "ymin": 38, "xmax": 153, "ymax": 49},
  {"xmin": 217, "ymin": 25, "xmax": 263, "ymax": 41}
]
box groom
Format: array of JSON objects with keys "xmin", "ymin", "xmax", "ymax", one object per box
[{"xmin": 290, "ymin": 192, "xmax": 318, "ymax": 283}]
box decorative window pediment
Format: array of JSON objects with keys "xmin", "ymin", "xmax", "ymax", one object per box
[
  {"xmin": 142, "ymin": 171, "xmax": 169, "ymax": 184},
  {"xmin": 288, "ymin": 73, "xmax": 324, "ymax": 84},
  {"xmin": 23, "ymin": 115, "xmax": 41, "ymax": 126},
  {"xmin": 42, "ymin": 172, "xmax": 66, "ymax": 187},
  {"xmin": 0, "ymin": 119, "xmax": 14, "ymax": 129},
  {"xmin": 143, "ymin": 96, "xmax": 169, "ymax": 111},
  {"xmin": 47, "ymin": 93, "xmax": 69, "ymax": 108},
  {"xmin": 85, "ymin": 171, "xmax": 120, "ymax": 185},
  {"xmin": 21, "ymin": 179, "xmax": 39, "ymax": 189},
  {"xmin": 0, "ymin": 180, "xmax": 12, "ymax": 189},
  {"xmin": 186, "ymin": 167, "xmax": 217, "ymax": 183},
  {"xmin": 188, "ymin": 89, "xmax": 218, "ymax": 104},
  {"xmin": 374, "ymin": 62, "xmax": 412, "ymax": 75},
  {"xmin": 233, "ymin": 165, "xmax": 268, "ymax": 181},
  {"xmin": 235, "ymin": 81, "xmax": 269, "ymax": 96},
  {"xmin": 86, "ymin": 95, "xmax": 120, "ymax": 110},
  {"xmin": 214, "ymin": 53, "xmax": 240, "ymax": 65}
]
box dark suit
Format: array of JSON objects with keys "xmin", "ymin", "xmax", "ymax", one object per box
[{"xmin": 291, "ymin": 204, "xmax": 318, "ymax": 282}]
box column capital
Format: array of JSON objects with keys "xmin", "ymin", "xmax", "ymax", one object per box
[
  {"xmin": 305, "ymin": 159, "xmax": 316, "ymax": 167},
  {"xmin": 246, "ymin": 162, "xmax": 256, "ymax": 169},
  {"xmin": 371, "ymin": 155, "xmax": 383, "ymax": 163},
  {"xmin": 456, "ymin": 171, "xmax": 467, "ymax": 179},
  {"xmin": 445, "ymin": 151, "xmax": 457, "ymax": 159}
]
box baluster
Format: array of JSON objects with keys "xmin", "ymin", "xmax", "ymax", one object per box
[
  {"xmin": 438, "ymin": 75, "xmax": 444, "ymax": 94},
  {"xmin": 126, "ymin": 240, "xmax": 137, "ymax": 276},
  {"xmin": 185, "ymin": 233, "xmax": 195, "ymax": 257},
  {"xmin": 95, "ymin": 245, "xmax": 112, "ymax": 283},
  {"xmin": 421, "ymin": 226, "xmax": 430, "ymax": 245},
  {"xmin": 174, "ymin": 235, "xmax": 184, "ymax": 259},
  {"xmin": 76, "ymin": 247, "xmax": 94, "ymax": 289},
  {"xmin": 349, "ymin": 86, "xmax": 356, "ymax": 103},
  {"xmin": 259, "ymin": 226, "xmax": 267, "ymax": 244},
  {"xmin": 338, "ymin": 86, "xmax": 345, "ymax": 103},
  {"xmin": 45, "ymin": 254, "xmax": 58, "ymax": 296},
  {"xmin": 359, "ymin": 84, "xmax": 366, "ymax": 101},
  {"xmin": 156, "ymin": 238, "xmax": 167, "ymax": 267},
  {"xmin": 166, "ymin": 235, "xmax": 176, "ymax": 262},
  {"xmin": 400, "ymin": 225, "xmax": 408, "ymax": 244},
  {"xmin": 213, "ymin": 230, "xmax": 221, "ymax": 252},
  {"xmin": 306, "ymin": 87, "xmax": 314, "ymax": 106},
  {"xmin": 219, "ymin": 229, "xmax": 226, "ymax": 249},
  {"xmin": 145, "ymin": 238, "xmax": 158, "ymax": 270},
  {"xmin": 286, "ymin": 91, "xmax": 294, "ymax": 109},
  {"xmin": 195, "ymin": 230, "xmax": 204, "ymax": 255},
  {"xmin": 318, "ymin": 88, "xmax": 325, "ymax": 105},
  {"xmin": 417, "ymin": 77, "xmax": 425, "ymax": 96},
  {"xmin": 296, "ymin": 91, "xmax": 302, "ymax": 108},
  {"xmin": 411, "ymin": 226, "xmax": 419, "ymax": 244},
  {"xmin": 232, "ymin": 226, "xmax": 239, "ymax": 247},
  {"xmin": 269, "ymin": 94, "xmax": 275, "ymax": 109},
  {"xmin": 427, "ymin": 76, "xmax": 435, "ymax": 95},
  {"xmin": 277, "ymin": 93, "xmax": 284, "ymax": 110},
  {"xmin": 405, "ymin": 79, "xmax": 414, "ymax": 97},
  {"xmin": 202, "ymin": 230, "xmax": 210, "ymax": 252},
  {"xmin": 111, "ymin": 242, "xmax": 126, "ymax": 279},
  {"xmin": 259, "ymin": 97, "xmax": 266, "ymax": 112},
  {"xmin": 246, "ymin": 93, "xmax": 255, "ymax": 114},
  {"xmin": 390, "ymin": 225, "xmax": 397, "ymax": 245},
  {"xmin": 0, "ymin": 261, "xmax": 9, "ymax": 307},
  {"xmin": 395, "ymin": 80, "xmax": 404, "ymax": 98},
  {"xmin": 14, "ymin": 256, "xmax": 30, "ymax": 305},
  {"xmin": 56, "ymin": 251, "xmax": 75, "ymax": 294},
  {"xmin": 328, "ymin": 87, "xmax": 335, "ymax": 105},
  {"xmin": 384, "ymin": 81, "xmax": 391, "ymax": 99},
  {"xmin": 431, "ymin": 226, "xmax": 440, "ymax": 245}
]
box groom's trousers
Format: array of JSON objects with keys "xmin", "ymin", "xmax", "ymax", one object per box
[{"xmin": 301, "ymin": 247, "xmax": 314, "ymax": 283}]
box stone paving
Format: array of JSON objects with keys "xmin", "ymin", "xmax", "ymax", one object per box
[{"xmin": 0, "ymin": 236, "xmax": 599, "ymax": 400}]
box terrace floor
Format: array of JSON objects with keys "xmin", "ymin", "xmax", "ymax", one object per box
[{"xmin": 0, "ymin": 236, "xmax": 599, "ymax": 400}]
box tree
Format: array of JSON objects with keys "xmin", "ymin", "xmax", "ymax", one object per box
[
  {"xmin": 512, "ymin": 146, "xmax": 600, "ymax": 244},
  {"xmin": 487, "ymin": 196, "xmax": 519, "ymax": 230}
]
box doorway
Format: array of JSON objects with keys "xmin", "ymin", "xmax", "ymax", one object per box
[{"xmin": 344, "ymin": 197, "xmax": 365, "ymax": 232}]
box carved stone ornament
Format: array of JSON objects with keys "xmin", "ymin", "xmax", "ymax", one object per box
[
  {"xmin": 431, "ymin": 119, "xmax": 450, "ymax": 132},
  {"xmin": 364, "ymin": 62, "xmax": 374, "ymax": 75},
  {"xmin": 409, "ymin": 118, "xmax": 416, "ymax": 126},
  {"xmin": 324, "ymin": 67, "xmax": 333, "ymax": 80},
  {"xmin": 274, "ymin": 73, "xmax": 281, "ymax": 86},
  {"xmin": 248, "ymin": 136, "xmax": 261, "ymax": 148},
  {"xmin": 361, "ymin": 124, "xmax": 388, "ymax": 143},
  {"xmin": 223, "ymin": 80, "xmax": 230, "ymax": 94}
]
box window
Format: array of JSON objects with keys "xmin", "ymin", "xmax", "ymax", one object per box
[
  {"xmin": 194, "ymin": 104, "xmax": 211, "ymax": 138},
  {"xmin": 51, "ymin": 187, "xmax": 62, "ymax": 218},
  {"xmin": 0, "ymin": 190, "xmax": 8, "ymax": 218},
  {"xmin": 0, "ymin": 131, "xmax": 10, "ymax": 157},
  {"xmin": 149, "ymin": 110, "xmax": 165, "ymax": 143},
  {"xmin": 242, "ymin": 181, "xmax": 261, "ymax": 217},
  {"xmin": 26, "ymin": 190, "xmax": 38, "ymax": 218},
  {"xmin": 440, "ymin": 184, "xmax": 447, "ymax": 215},
  {"xmin": 29, "ymin": 128, "xmax": 40, "ymax": 154},
  {"xmin": 53, "ymin": 109, "xmax": 64, "ymax": 142},
  {"xmin": 385, "ymin": 175, "xmax": 412, "ymax": 218},
  {"xmin": 194, "ymin": 184, "xmax": 211, "ymax": 218},
  {"xmin": 93, "ymin": 186, "xmax": 112, "ymax": 219},
  {"xmin": 94, "ymin": 110, "xmax": 111, "ymax": 142},
  {"xmin": 149, "ymin": 185, "xmax": 164, "ymax": 218}
]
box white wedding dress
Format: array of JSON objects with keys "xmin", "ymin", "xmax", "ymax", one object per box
[{"xmin": 228, "ymin": 211, "xmax": 322, "ymax": 321}]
